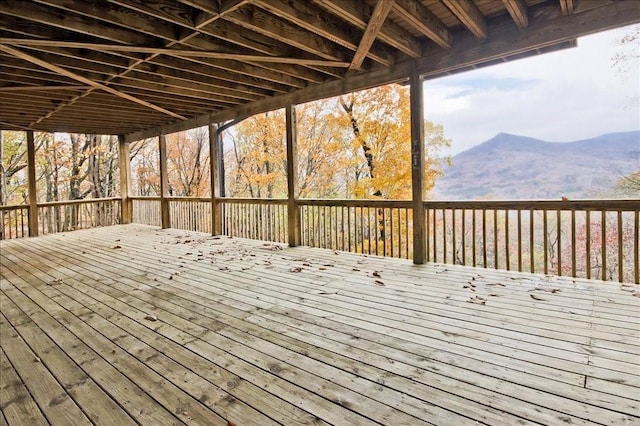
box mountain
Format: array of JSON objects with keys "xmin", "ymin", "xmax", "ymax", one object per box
[{"xmin": 434, "ymin": 131, "xmax": 640, "ymax": 200}]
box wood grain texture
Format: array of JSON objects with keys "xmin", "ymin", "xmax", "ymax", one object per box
[{"xmin": 1, "ymin": 224, "xmax": 638, "ymax": 424}]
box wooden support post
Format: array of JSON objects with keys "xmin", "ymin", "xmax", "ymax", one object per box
[
  {"xmin": 158, "ymin": 134, "xmax": 170, "ymax": 229},
  {"xmin": 410, "ymin": 72, "xmax": 426, "ymax": 264},
  {"xmin": 118, "ymin": 135, "xmax": 132, "ymax": 224},
  {"xmin": 285, "ymin": 104, "xmax": 300, "ymax": 246},
  {"xmin": 26, "ymin": 130, "xmax": 39, "ymax": 237},
  {"xmin": 209, "ymin": 121, "xmax": 222, "ymax": 235}
]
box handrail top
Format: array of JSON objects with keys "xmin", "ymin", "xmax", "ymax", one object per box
[
  {"xmin": 423, "ymin": 199, "xmax": 640, "ymax": 210},
  {"xmin": 37, "ymin": 197, "xmax": 121, "ymax": 207}
]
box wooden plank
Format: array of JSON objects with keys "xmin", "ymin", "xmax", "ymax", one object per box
[
  {"xmin": 442, "ymin": 0, "xmax": 488, "ymax": 38},
  {"xmin": 25, "ymin": 131, "xmax": 38, "ymax": 237},
  {"xmin": 0, "ymin": 296, "xmax": 137, "ymax": 425},
  {"xmin": 0, "ymin": 312, "xmax": 92, "ymax": 425},
  {"xmin": 349, "ymin": 0, "xmax": 395, "ymax": 70},
  {"xmin": 18, "ymin": 233, "xmax": 636, "ymax": 422},
  {"xmin": 502, "ymin": 0, "xmax": 529, "ymax": 28},
  {"xmin": 3, "ymin": 226, "xmax": 640, "ymax": 424},
  {"xmin": 392, "ymin": 0, "xmax": 452, "ymax": 47},
  {"xmin": 0, "ymin": 348, "xmax": 48, "ymax": 426}
]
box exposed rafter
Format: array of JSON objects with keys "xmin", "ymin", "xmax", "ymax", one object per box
[
  {"xmin": 442, "ymin": 0, "xmax": 488, "ymax": 38},
  {"xmin": 350, "ymin": 0, "xmax": 395, "ymax": 70},
  {"xmin": 0, "ymin": 39, "xmax": 351, "ymax": 67},
  {"xmin": 391, "ymin": 0, "xmax": 452, "ymax": 48},
  {"xmin": 502, "ymin": 0, "xmax": 529, "ymax": 28},
  {"xmin": 0, "ymin": 44, "xmax": 187, "ymax": 121},
  {"xmin": 560, "ymin": 0, "xmax": 575, "ymax": 16}
]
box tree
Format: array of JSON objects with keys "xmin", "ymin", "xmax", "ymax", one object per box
[{"xmin": 166, "ymin": 127, "xmax": 210, "ymax": 197}]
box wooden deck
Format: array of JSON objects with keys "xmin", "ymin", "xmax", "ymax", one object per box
[{"xmin": 1, "ymin": 225, "xmax": 638, "ymax": 425}]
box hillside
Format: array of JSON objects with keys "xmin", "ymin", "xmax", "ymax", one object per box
[{"xmin": 434, "ymin": 131, "xmax": 640, "ymax": 200}]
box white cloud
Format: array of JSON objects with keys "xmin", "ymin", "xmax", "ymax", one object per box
[{"xmin": 424, "ymin": 25, "xmax": 640, "ymax": 155}]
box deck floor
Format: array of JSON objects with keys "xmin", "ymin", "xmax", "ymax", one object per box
[{"xmin": 1, "ymin": 224, "xmax": 639, "ymax": 425}]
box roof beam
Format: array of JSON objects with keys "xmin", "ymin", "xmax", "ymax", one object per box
[
  {"xmin": 125, "ymin": 0, "xmax": 640, "ymax": 143},
  {"xmin": 391, "ymin": 0, "xmax": 452, "ymax": 47},
  {"xmin": 312, "ymin": 0, "xmax": 421, "ymax": 58},
  {"xmin": 350, "ymin": 0, "xmax": 395, "ymax": 70},
  {"xmin": 560, "ymin": 0, "xmax": 575, "ymax": 16},
  {"xmin": 253, "ymin": 0, "xmax": 394, "ymax": 66},
  {"xmin": 502, "ymin": 0, "xmax": 529, "ymax": 28},
  {"xmin": 224, "ymin": 5, "xmax": 354, "ymax": 64},
  {"xmin": 0, "ymin": 85, "xmax": 90, "ymax": 92},
  {"xmin": 442, "ymin": 0, "xmax": 488, "ymax": 38},
  {"xmin": 0, "ymin": 44, "xmax": 187, "ymax": 121},
  {"xmin": 0, "ymin": 39, "xmax": 350, "ymax": 68}
]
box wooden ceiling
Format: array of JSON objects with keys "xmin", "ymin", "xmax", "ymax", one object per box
[{"xmin": 1, "ymin": 0, "xmax": 638, "ymax": 140}]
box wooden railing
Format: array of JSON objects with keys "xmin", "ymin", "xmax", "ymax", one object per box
[
  {"xmin": 425, "ymin": 200, "xmax": 639, "ymax": 283},
  {"xmin": 168, "ymin": 197, "xmax": 211, "ymax": 233},
  {"xmin": 131, "ymin": 197, "xmax": 161, "ymax": 227},
  {"xmin": 219, "ymin": 198, "xmax": 288, "ymax": 243},
  {"xmin": 0, "ymin": 204, "xmax": 29, "ymax": 240},
  {"xmin": 1, "ymin": 198, "xmax": 121, "ymax": 240},
  {"xmin": 37, "ymin": 198, "xmax": 121, "ymax": 235},
  {"xmin": 299, "ymin": 199, "xmax": 413, "ymax": 259}
]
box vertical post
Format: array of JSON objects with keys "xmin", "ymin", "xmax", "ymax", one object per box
[
  {"xmin": 118, "ymin": 135, "xmax": 132, "ymax": 224},
  {"xmin": 209, "ymin": 121, "xmax": 222, "ymax": 235},
  {"xmin": 158, "ymin": 133, "xmax": 170, "ymax": 229},
  {"xmin": 410, "ymin": 72, "xmax": 426, "ymax": 264},
  {"xmin": 286, "ymin": 104, "xmax": 300, "ymax": 246},
  {"xmin": 26, "ymin": 130, "xmax": 39, "ymax": 237}
]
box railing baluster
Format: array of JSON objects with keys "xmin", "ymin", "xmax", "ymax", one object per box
[
  {"xmin": 602, "ymin": 210, "xmax": 607, "ymax": 281},
  {"xmin": 557, "ymin": 209, "xmax": 562, "ymax": 277},
  {"xmin": 505, "ymin": 209, "xmax": 510, "ymax": 271},
  {"xmin": 618, "ymin": 210, "xmax": 623, "ymax": 283},
  {"xmin": 517, "ymin": 209, "xmax": 522, "ymax": 272},
  {"xmin": 530, "ymin": 210, "xmax": 535, "ymax": 273},
  {"xmin": 472, "ymin": 209, "xmax": 477, "ymax": 268},
  {"xmin": 482, "ymin": 209, "xmax": 487, "ymax": 269},
  {"xmin": 452, "ymin": 209, "xmax": 456, "ymax": 264},
  {"xmin": 543, "ymin": 210, "xmax": 548, "ymax": 275},
  {"xmin": 635, "ymin": 210, "xmax": 639, "ymax": 284},
  {"xmin": 586, "ymin": 210, "xmax": 591, "ymax": 279},
  {"xmin": 461, "ymin": 209, "xmax": 466, "ymax": 266},
  {"xmin": 493, "ymin": 209, "xmax": 498, "ymax": 270},
  {"xmin": 571, "ymin": 210, "xmax": 576, "ymax": 278}
]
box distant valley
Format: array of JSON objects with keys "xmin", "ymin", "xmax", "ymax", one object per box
[{"xmin": 434, "ymin": 131, "xmax": 640, "ymax": 200}]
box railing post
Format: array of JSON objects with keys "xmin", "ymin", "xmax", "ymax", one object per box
[
  {"xmin": 26, "ymin": 130, "xmax": 39, "ymax": 237},
  {"xmin": 410, "ymin": 72, "xmax": 426, "ymax": 264},
  {"xmin": 286, "ymin": 104, "xmax": 300, "ymax": 246},
  {"xmin": 158, "ymin": 133, "xmax": 170, "ymax": 229},
  {"xmin": 118, "ymin": 135, "xmax": 132, "ymax": 224},
  {"xmin": 209, "ymin": 120, "xmax": 222, "ymax": 235}
]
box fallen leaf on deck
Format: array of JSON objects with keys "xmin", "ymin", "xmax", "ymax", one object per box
[
  {"xmin": 372, "ymin": 271, "xmax": 382, "ymax": 278},
  {"xmin": 435, "ymin": 269, "xmax": 449, "ymax": 274},
  {"xmin": 489, "ymin": 292, "xmax": 501, "ymax": 297},
  {"xmin": 632, "ymin": 289, "xmax": 640, "ymax": 298},
  {"xmin": 144, "ymin": 314, "xmax": 157, "ymax": 321},
  {"xmin": 303, "ymin": 263, "xmax": 312, "ymax": 267},
  {"xmin": 219, "ymin": 266, "xmax": 230, "ymax": 271},
  {"xmin": 467, "ymin": 296, "xmax": 486, "ymax": 305},
  {"xmin": 290, "ymin": 267, "xmax": 303, "ymax": 273},
  {"xmin": 620, "ymin": 284, "xmax": 635, "ymax": 292},
  {"xmin": 486, "ymin": 282, "xmax": 506, "ymax": 287},
  {"xmin": 352, "ymin": 268, "xmax": 360, "ymax": 271},
  {"xmin": 530, "ymin": 284, "xmax": 561, "ymax": 293},
  {"xmin": 530, "ymin": 294, "xmax": 547, "ymax": 301},
  {"xmin": 319, "ymin": 267, "xmax": 327, "ymax": 271},
  {"xmin": 49, "ymin": 278, "xmax": 64, "ymax": 285},
  {"xmin": 374, "ymin": 280, "xmax": 385, "ymax": 286},
  {"xmin": 112, "ymin": 245, "xmax": 122, "ymax": 249},
  {"xmin": 34, "ymin": 357, "xmax": 41, "ymax": 363},
  {"xmin": 312, "ymin": 290, "xmax": 338, "ymax": 295},
  {"xmin": 334, "ymin": 251, "xmax": 339, "ymax": 255}
]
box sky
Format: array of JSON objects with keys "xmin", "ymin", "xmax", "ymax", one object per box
[{"xmin": 423, "ymin": 25, "xmax": 640, "ymax": 156}]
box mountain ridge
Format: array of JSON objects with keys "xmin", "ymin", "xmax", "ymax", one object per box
[{"xmin": 434, "ymin": 131, "xmax": 640, "ymax": 200}]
